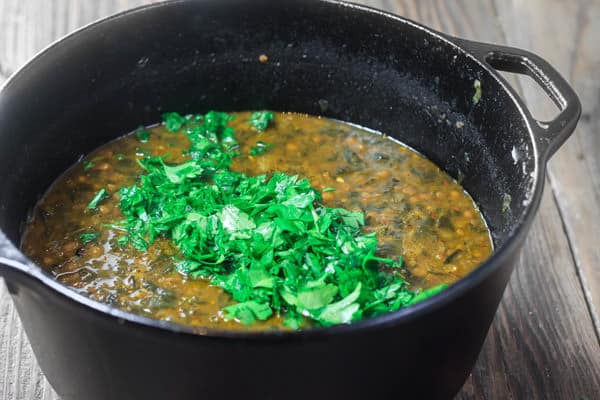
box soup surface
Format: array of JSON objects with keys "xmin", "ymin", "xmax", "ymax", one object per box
[{"xmin": 22, "ymin": 112, "xmax": 492, "ymax": 330}]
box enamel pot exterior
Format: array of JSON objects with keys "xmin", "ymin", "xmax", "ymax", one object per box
[{"xmin": 0, "ymin": 1, "xmax": 580, "ymax": 399}]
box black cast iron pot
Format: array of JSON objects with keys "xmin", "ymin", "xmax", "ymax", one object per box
[{"xmin": 0, "ymin": 1, "xmax": 581, "ymax": 399}]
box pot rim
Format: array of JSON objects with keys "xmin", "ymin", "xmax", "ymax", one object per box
[{"xmin": 0, "ymin": 0, "xmax": 545, "ymax": 340}]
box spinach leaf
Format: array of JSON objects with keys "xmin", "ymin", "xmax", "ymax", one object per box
[
  {"xmin": 223, "ymin": 301, "xmax": 273, "ymax": 325},
  {"xmin": 87, "ymin": 189, "xmax": 108, "ymax": 210},
  {"xmin": 80, "ymin": 232, "xmax": 99, "ymax": 244}
]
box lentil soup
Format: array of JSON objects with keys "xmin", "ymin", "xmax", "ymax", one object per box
[{"xmin": 21, "ymin": 112, "xmax": 492, "ymax": 330}]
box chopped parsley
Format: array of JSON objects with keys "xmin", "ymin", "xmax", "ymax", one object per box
[
  {"xmin": 250, "ymin": 141, "xmax": 273, "ymax": 156},
  {"xmin": 80, "ymin": 232, "xmax": 99, "ymax": 244},
  {"xmin": 87, "ymin": 189, "xmax": 108, "ymax": 210},
  {"xmin": 83, "ymin": 156, "xmax": 102, "ymax": 171},
  {"xmin": 249, "ymin": 111, "xmax": 274, "ymax": 132},
  {"xmin": 473, "ymin": 79, "xmax": 482, "ymax": 105},
  {"xmin": 136, "ymin": 126, "xmax": 150, "ymax": 142},
  {"xmin": 110, "ymin": 110, "xmax": 447, "ymax": 328},
  {"xmin": 162, "ymin": 112, "xmax": 188, "ymax": 132}
]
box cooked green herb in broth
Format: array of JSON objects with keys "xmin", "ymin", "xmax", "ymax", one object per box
[{"xmin": 21, "ymin": 112, "xmax": 492, "ymax": 330}]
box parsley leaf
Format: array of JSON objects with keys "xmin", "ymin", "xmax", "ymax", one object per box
[
  {"xmin": 83, "ymin": 156, "xmax": 103, "ymax": 171},
  {"xmin": 249, "ymin": 111, "xmax": 274, "ymax": 132},
  {"xmin": 297, "ymin": 284, "xmax": 338, "ymax": 311},
  {"xmin": 250, "ymin": 141, "xmax": 273, "ymax": 156},
  {"xmin": 217, "ymin": 205, "xmax": 256, "ymax": 239},
  {"xmin": 317, "ymin": 283, "xmax": 362, "ymax": 326},
  {"xmin": 473, "ymin": 79, "xmax": 482, "ymax": 105},
  {"xmin": 80, "ymin": 232, "xmax": 99, "ymax": 244},
  {"xmin": 136, "ymin": 126, "xmax": 150, "ymax": 142},
  {"xmin": 87, "ymin": 189, "xmax": 108, "ymax": 210},
  {"xmin": 162, "ymin": 112, "xmax": 187, "ymax": 132},
  {"xmin": 163, "ymin": 161, "xmax": 204, "ymax": 184},
  {"xmin": 408, "ymin": 284, "xmax": 448, "ymax": 305}
]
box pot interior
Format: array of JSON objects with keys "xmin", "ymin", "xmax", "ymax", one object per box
[{"xmin": 0, "ymin": 0, "xmax": 536, "ymax": 257}]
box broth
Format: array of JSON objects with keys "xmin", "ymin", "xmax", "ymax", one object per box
[{"xmin": 22, "ymin": 112, "xmax": 492, "ymax": 330}]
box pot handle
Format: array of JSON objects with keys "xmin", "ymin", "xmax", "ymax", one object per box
[{"xmin": 455, "ymin": 38, "xmax": 581, "ymax": 159}]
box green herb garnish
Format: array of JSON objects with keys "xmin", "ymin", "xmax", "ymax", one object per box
[
  {"xmin": 223, "ymin": 301, "xmax": 273, "ymax": 325},
  {"xmin": 136, "ymin": 127, "xmax": 150, "ymax": 143},
  {"xmin": 83, "ymin": 156, "xmax": 102, "ymax": 170},
  {"xmin": 249, "ymin": 111, "xmax": 274, "ymax": 132},
  {"xmin": 80, "ymin": 232, "xmax": 100, "ymax": 244},
  {"xmin": 250, "ymin": 141, "xmax": 273, "ymax": 156},
  {"xmin": 162, "ymin": 112, "xmax": 187, "ymax": 132},
  {"xmin": 408, "ymin": 284, "xmax": 448, "ymax": 305},
  {"xmin": 473, "ymin": 79, "xmax": 482, "ymax": 105},
  {"xmin": 111, "ymin": 110, "xmax": 447, "ymax": 328},
  {"xmin": 87, "ymin": 189, "xmax": 108, "ymax": 210}
]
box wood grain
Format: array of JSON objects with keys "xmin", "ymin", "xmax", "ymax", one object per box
[
  {"xmin": 0, "ymin": 282, "xmax": 56, "ymax": 400},
  {"xmin": 1, "ymin": 1, "xmax": 599, "ymax": 399},
  {"xmin": 0, "ymin": 0, "xmax": 159, "ymax": 78},
  {"xmin": 458, "ymin": 180, "xmax": 600, "ymax": 399}
]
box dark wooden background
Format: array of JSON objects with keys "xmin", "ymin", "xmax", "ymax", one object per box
[{"xmin": 1, "ymin": 1, "xmax": 599, "ymax": 399}]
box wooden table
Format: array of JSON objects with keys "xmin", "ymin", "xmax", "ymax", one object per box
[{"xmin": 1, "ymin": 1, "xmax": 599, "ymax": 398}]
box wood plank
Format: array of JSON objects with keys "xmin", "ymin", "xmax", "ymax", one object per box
[
  {"xmin": 493, "ymin": 0, "xmax": 600, "ymax": 339},
  {"xmin": 0, "ymin": 0, "xmax": 160, "ymax": 77},
  {"xmin": 0, "ymin": 282, "xmax": 57, "ymax": 400},
  {"xmin": 459, "ymin": 180, "xmax": 600, "ymax": 399}
]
